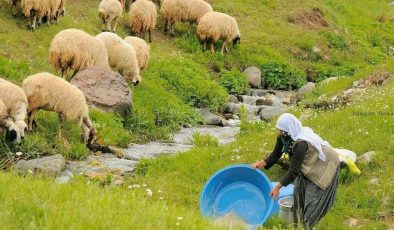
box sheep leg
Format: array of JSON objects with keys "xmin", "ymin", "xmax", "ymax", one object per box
[
  {"xmin": 12, "ymin": 1, "xmax": 17, "ymax": 17},
  {"xmin": 221, "ymin": 41, "xmax": 227, "ymax": 55},
  {"xmin": 112, "ymin": 17, "xmax": 119, "ymax": 33},
  {"xmin": 188, "ymin": 22, "xmax": 192, "ymax": 35},
  {"xmin": 27, "ymin": 109, "xmax": 38, "ymax": 131},
  {"xmin": 148, "ymin": 30, "xmax": 152, "ymax": 43},
  {"xmin": 202, "ymin": 41, "xmax": 206, "ymax": 52},
  {"xmin": 164, "ymin": 19, "xmax": 168, "ymax": 34},
  {"xmin": 170, "ymin": 22, "xmax": 175, "ymax": 37},
  {"xmin": 210, "ymin": 42, "xmax": 215, "ymax": 53},
  {"xmin": 61, "ymin": 68, "xmax": 68, "ymax": 79},
  {"xmin": 31, "ymin": 12, "xmax": 37, "ymax": 31},
  {"xmin": 82, "ymin": 117, "xmax": 96, "ymax": 144}
]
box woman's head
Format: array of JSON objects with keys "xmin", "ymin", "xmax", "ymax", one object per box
[{"xmin": 275, "ymin": 113, "xmax": 303, "ymax": 140}]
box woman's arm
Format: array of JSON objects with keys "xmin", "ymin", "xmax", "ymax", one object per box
[
  {"xmin": 279, "ymin": 141, "xmax": 308, "ymax": 186},
  {"xmin": 263, "ymin": 136, "xmax": 284, "ymax": 170}
]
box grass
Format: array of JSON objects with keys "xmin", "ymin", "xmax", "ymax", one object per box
[{"xmin": 1, "ymin": 0, "xmax": 394, "ymax": 228}]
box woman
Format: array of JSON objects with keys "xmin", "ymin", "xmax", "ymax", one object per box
[{"xmin": 252, "ymin": 113, "xmax": 340, "ymax": 228}]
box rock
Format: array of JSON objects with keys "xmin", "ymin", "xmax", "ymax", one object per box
[
  {"xmin": 199, "ymin": 108, "xmax": 227, "ymax": 126},
  {"xmin": 243, "ymin": 66, "xmax": 262, "ymax": 88},
  {"xmin": 343, "ymin": 88, "xmax": 355, "ymax": 96},
  {"xmin": 111, "ymin": 179, "xmax": 125, "ymax": 186},
  {"xmin": 256, "ymin": 98, "xmax": 273, "ymax": 106},
  {"xmin": 223, "ymin": 103, "xmax": 261, "ymax": 119},
  {"xmin": 312, "ymin": 46, "xmax": 321, "ymax": 53},
  {"xmin": 359, "ymin": 151, "xmax": 376, "ymax": 163},
  {"xmin": 227, "ymin": 95, "xmax": 239, "ymax": 103},
  {"xmin": 390, "ymin": 1, "xmax": 394, "ymax": 7},
  {"xmin": 71, "ymin": 66, "xmax": 132, "ymax": 117},
  {"xmin": 344, "ymin": 218, "xmax": 361, "ymax": 227},
  {"xmin": 227, "ymin": 119, "xmax": 241, "ymax": 127},
  {"xmin": 56, "ymin": 170, "xmax": 73, "ymax": 184},
  {"xmin": 259, "ymin": 107, "xmax": 287, "ymax": 121},
  {"xmin": 321, "ymin": 77, "xmax": 338, "ymax": 85},
  {"xmin": 15, "ymin": 154, "xmax": 66, "ymax": 177},
  {"xmin": 297, "ymin": 82, "xmax": 315, "ymax": 98},
  {"xmin": 352, "ymin": 80, "xmax": 360, "ymax": 88}
]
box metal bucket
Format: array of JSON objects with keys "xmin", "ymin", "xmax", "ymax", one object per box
[{"xmin": 278, "ymin": 196, "xmax": 294, "ymax": 225}]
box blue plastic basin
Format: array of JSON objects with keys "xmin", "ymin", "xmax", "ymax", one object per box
[
  {"xmin": 270, "ymin": 182, "xmax": 294, "ymax": 215},
  {"xmin": 200, "ymin": 164, "xmax": 274, "ymax": 226}
]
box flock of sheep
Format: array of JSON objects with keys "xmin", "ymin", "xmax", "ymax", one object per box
[{"xmin": 0, "ymin": 0, "xmax": 242, "ymax": 147}]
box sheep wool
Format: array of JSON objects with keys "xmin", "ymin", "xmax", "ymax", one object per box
[
  {"xmin": 21, "ymin": 0, "xmax": 49, "ymax": 30},
  {"xmin": 22, "ymin": 72, "xmax": 96, "ymax": 142},
  {"xmin": 98, "ymin": 0, "xmax": 122, "ymax": 32},
  {"xmin": 0, "ymin": 98, "xmax": 21, "ymax": 142},
  {"xmin": 124, "ymin": 36, "xmax": 150, "ymax": 70},
  {"xmin": 160, "ymin": 0, "xmax": 212, "ymax": 36},
  {"xmin": 96, "ymin": 32, "xmax": 142, "ymax": 86},
  {"xmin": 46, "ymin": 0, "xmax": 66, "ymax": 24},
  {"xmin": 197, "ymin": 11, "xmax": 241, "ymax": 55},
  {"xmin": 128, "ymin": 0, "xmax": 157, "ymax": 42},
  {"xmin": 0, "ymin": 79, "xmax": 28, "ymax": 139},
  {"xmin": 49, "ymin": 28, "xmax": 110, "ymax": 79}
]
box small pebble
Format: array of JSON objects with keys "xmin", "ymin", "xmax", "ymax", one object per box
[{"xmin": 146, "ymin": 189, "xmax": 153, "ymax": 197}]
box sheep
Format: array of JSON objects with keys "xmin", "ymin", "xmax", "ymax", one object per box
[
  {"xmin": 46, "ymin": 0, "xmax": 66, "ymax": 24},
  {"xmin": 160, "ymin": 0, "xmax": 212, "ymax": 37},
  {"xmin": 118, "ymin": 0, "xmax": 125, "ymax": 10},
  {"xmin": 0, "ymin": 80, "xmax": 29, "ymax": 141},
  {"xmin": 128, "ymin": 0, "xmax": 157, "ymax": 42},
  {"xmin": 98, "ymin": 0, "xmax": 122, "ymax": 33},
  {"xmin": 22, "ymin": 72, "xmax": 97, "ymax": 143},
  {"xmin": 6, "ymin": 0, "xmax": 20, "ymax": 17},
  {"xmin": 197, "ymin": 11, "xmax": 241, "ymax": 55},
  {"xmin": 124, "ymin": 36, "xmax": 150, "ymax": 70},
  {"xmin": 96, "ymin": 32, "xmax": 142, "ymax": 86},
  {"xmin": 49, "ymin": 28, "xmax": 110, "ymax": 80},
  {"xmin": 21, "ymin": 0, "xmax": 49, "ymax": 30},
  {"xmin": 0, "ymin": 98, "xmax": 21, "ymax": 143}
]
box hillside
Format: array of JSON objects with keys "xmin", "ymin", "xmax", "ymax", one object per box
[{"xmin": 0, "ymin": 0, "xmax": 394, "ymax": 229}]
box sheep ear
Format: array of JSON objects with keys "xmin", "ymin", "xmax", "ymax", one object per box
[{"xmin": 6, "ymin": 128, "xmax": 17, "ymax": 142}]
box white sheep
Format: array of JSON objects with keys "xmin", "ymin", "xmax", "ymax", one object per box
[
  {"xmin": 118, "ymin": 0, "xmax": 125, "ymax": 10},
  {"xmin": 128, "ymin": 0, "xmax": 157, "ymax": 42},
  {"xmin": 98, "ymin": 0, "xmax": 122, "ymax": 33},
  {"xmin": 96, "ymin": 32, "xmax": 142, "ymax": 86},
  {"xmin": 124, "ymin": 36, "xmax": 150, "ymax": 70},
  {"xmin": 0, "ymin": 98, "xmax": 21, "ymax": 143},
  {"xmin": 46, "ymin": 0, "xmax": 66, "ymax": 24},
  {"xmin": 49, "ymin": 28, "xmax": 110, "ymax": 79},
  {"xmin": 0, "ymin": 80, "xmax": 28, "ymax": 140},
  {"xmin": 21, "ymin": 0, "xmax": 49, "ymax": 30},
  {"xmin": 160, "ymin": 0, "xmax": 212, "ymax": 36},
  {"xmin": 22, "ymin": 72, "xmax": 97, "ymax": 143},
  {"xmin": 197, "ymin": 11, "xmax": 241, "ymax": 55}
]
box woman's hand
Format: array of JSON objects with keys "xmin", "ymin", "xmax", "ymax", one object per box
[
  {"xmin": 270, "ymin": 183, "xmax": 283, "ymax": 200},
  {"xmin": 252, "ymin": 160, "xmax": 266, "ymax": 169}
]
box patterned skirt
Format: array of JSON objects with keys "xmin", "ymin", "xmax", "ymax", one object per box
[{"xmin": 293, "ymin": 166, "xmax": 340, "ymax": 228}]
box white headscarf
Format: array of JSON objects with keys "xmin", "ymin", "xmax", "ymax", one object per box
[{"xmin": 275, "ymin": 113, "xmax": 330, "ymax": 161}]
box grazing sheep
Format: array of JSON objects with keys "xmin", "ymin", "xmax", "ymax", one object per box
[
  {"xmin": 124, "ymin": 36, "xmax": 150, "ymax": 70},
  {"xmin": 98, "ymin": 0, "xmax": 122, "ymax": 32},
  {"xmin": 197, "ymin": 11, "xmax": 241, "ymax": 55},
  {"xmin": 0, "ymin": 98, "xmax": 21, "ymax": 143},
  {"xmin": 128, "ymin": 0, "xmax": 157, "ymax": 42},
  {"xmin": 96, "ymin": 32, "xmax": 142, "ymax": 86},
  {"xmin": 0, "ymin": 80, "xmax": 28, "ymax": 140},
  {"xmin": 22, "ymin": 73, "xmax": 97, "ymax": 143},
  {"xmin": 8, "ymin": 0, "xmax": 20, "ymax": 17},
  {"xmin": 118, "ymin": 0, "xmax": 125, "ymax": 10},
  {"xmin": 46, "ymin": 0, "xmax": 66, "ymax": 24},
  {"xmin": 160, "ymin": 0, "xmax": 212, "ymax": 36},
  {"xmin": 21, "ymin": 0, "xmax": 49, "ymax": 30},
  {"xmin": 49, "ymin": 28, "xmax": 110, "ymax": 79}
]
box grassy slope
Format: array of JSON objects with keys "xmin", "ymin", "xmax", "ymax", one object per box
[{"xmin": 0, "ymin": 0, "xmax": 394, "ymax": 229}]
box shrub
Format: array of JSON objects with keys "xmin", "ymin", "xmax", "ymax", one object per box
[
  {"xmin": 314, "ymin": 65, "xmax": 356, "ymax": 82},
  {"xmin": 322, "ymin": 32, "xmax": 347, "ymax": 50},
  {"xmin": 261, "ymin": 62, "xmax": 307, "ymax": 90},
  {"xmin": 219, "ymin": 70, "xmax": 248, "ymax": 95},
  {"xmin": 192, "ymin": 132, "xmax": 219, "ymax": 148}
]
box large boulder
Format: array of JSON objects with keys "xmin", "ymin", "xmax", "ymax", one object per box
[
  {"xmin": 243, "ymin": 66, "xmax": 262, "ymax": 89},
  {"xmin": 259, "ymin": 107, "xmax": 288, "ymax": 121},
  {"xmin": 15, "ymin": 154, "xmax": 66, "ymax": 177},
  {"xmin": 71, "ymin": 66, "xmax": 133, "ymax": 117}
]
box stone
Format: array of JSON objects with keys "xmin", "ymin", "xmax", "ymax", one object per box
[
  {"xmin": 56, "ymin": 170, "xmax": 73, "ymax": 184},
  {"xmin": 256, "ymin": 98, "xmax": 273, "ymax": 106},
  {"xmin": 359, "ymin": 151, "xmax": 376, "ymax": 163},
  {"xmin": 312, "ymin": 46, "xmax": 321, "ymax": 53},
  {"xmin": 390, "ymin": 1, "xmax": 394, "ymax": 7},
  {"xmin": 259, "ymin": 107, "xmax": 287, "ymax": 121},
  {"xmin": 199, "ymin": 108, "xmax": 227, "ymax": 126},
  {"xmin": 321, "ymin": 77, "xmax": 338, "ymax": 85},
  {"xmin": 227, "ymin": 119, "xmax": 241, "ymax": 127},
  {"xmin": 15, "ymin": 154, "xmax": 66, "ymax": 177},
  {"xmin": 369, "ymin": 178, "xmax": 379, "ymax": 185},
  {"xmin": 243, "ymin": 66, "xmax": 262, "ymax": 88},
  {"xmin": 352, "ymin": 80, "xmax": 360, "ymax": 88},
  {"xmin": 227, "ymin": 95, "xmax": 239, "ymax": 103},
  {"xmin": 344, "ymin": 218, "xmax": 361, "ymax": 227},
  {"xmin": 71, "ymin": 66, "xmax": 132, "ymax": 117},
  {"xmin": 297, "ymin": 82, "xmax": 315, "ymax": 98},
  {"xmin": 111, "ymin": 179, "xmax": 125, "ymax": 186}
]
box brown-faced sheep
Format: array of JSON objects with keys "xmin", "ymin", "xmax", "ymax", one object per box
[
  {"xmin": 128, "ymin": 0, "xmax": 157, "ymax": 42},
  {"xmin": 22, "ymin": 73, "xmax": 97, "ymax": 143},
  {"xmin": 0, "ymin": 80, "xmax": 28, "ymax": 140},
  {"xmin": 98, "ymin": 0, "xmax": 122, "ymax": 33},
  {"xmin": 49, "ymin": 28, "xmax": 110, "ymax": 79},
  {"xmin": 197, "ymin": 11, "xmax": 241, "ymax": 55},
  {"xmin": 124, "ymin": 36, "xmax": 150, "ymax": 70},
  {"xmin": 160, "ymin": 0, "xmax": 212, "ymax": 37},
  {"xmin": 0, "ymin": 98, "xmax": 21, "ymax": 143},
  {"xmin": 96, "ymin": 32, "xmax": 142, "ymax": 86}
]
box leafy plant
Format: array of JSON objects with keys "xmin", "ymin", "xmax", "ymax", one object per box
[
  {"xmin": 192, "ymin": 132, "xmax": 219, "ymax": 148},
  {"xmin": 261, "ymin": 62, "xmax": 307, "ymax": 90},
  {"xmin": 219, "ymin": 69, "xmax": 248, "ymax": 95}
]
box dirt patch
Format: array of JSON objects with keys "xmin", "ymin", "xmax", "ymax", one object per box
[
  {"xmin": 378, "ymin": 211, "xmax": 394, "ymax": 222},
  {"xmin": 355, "ymin": 71, "xmax": 391, "ymax": 88},
  {"xmin": 305, "ymin": 95, "xmax": 350, "ymax": 110},
  {"xmin": 288, "ymin": 8, "xmax": 330, "ymax": 29}
]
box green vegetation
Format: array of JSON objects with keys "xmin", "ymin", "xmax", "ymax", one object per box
[{"xmin": 1, "ymin": 0, "xmax": 394, "ymax": 228}]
